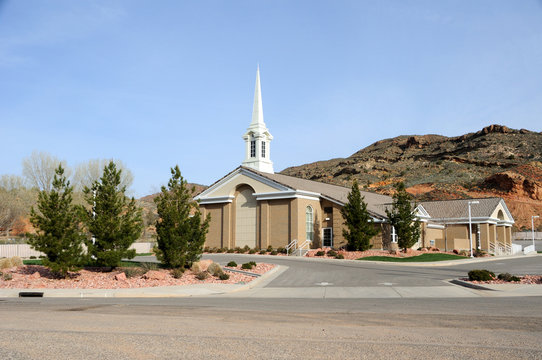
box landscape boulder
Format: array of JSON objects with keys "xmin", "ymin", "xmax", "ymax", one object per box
[
  {"xmin": 144, "ymin": 270, "xmax": 166, "ymax": 280},
  {"xmin": 29, "ymin": 271, "xmax": 41, "ymax": 279},
  {"xmin": 114, "ymin": 272, "xmax": 127, "ymax": 281}
]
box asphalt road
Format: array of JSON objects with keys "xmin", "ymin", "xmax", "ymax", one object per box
[
  {"xmin": 1, "ymin": 296, "xmax": 541, "ymax": 359},
  {"xmin": 2, "ymin": 255, "xmax": 540, "ymax": 359},
  {"xmin": 198, "ymin": 253, "xmax": 542, "ymax": 288}
]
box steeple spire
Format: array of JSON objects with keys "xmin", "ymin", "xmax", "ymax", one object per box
[
  {"xmin": 250, "ymin": 65, "xmax": 265, "ymax": 127},
  {"xmin": 242, "ymin": 66, "xmax": 274, "ymax": 173}
]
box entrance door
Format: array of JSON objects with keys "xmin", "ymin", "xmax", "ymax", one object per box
[
  {"xmin": 323, "ymin": 227, "xmax": 333, "ymax": 247},
  {"xmin": 235, "ymin": 187, "xmax": 257, "ymax": 248}
]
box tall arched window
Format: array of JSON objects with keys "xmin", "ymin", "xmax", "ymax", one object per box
[{"xmin": 306, "ymin": 206, "xmax": 314, "ymax": 241}]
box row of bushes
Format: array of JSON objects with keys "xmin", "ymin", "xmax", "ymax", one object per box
[
  {"xmin": 204, "ymin": 245, "xmax": 287, "ymax": 255},
  {"xmin": 314, "ymin": 250, "xmax": 344, "ymax": 259},
  {"xmin": 468, "ymin": 269, "xmax": 521, "ymax": 282}
]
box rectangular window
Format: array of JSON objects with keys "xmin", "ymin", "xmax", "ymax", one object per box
[
  {"xmin": 250, "ymin": 140, "xmax": 256, "ymax": 157},
  {"xmin": 261, "ymin": 141, "xmax": 266, "ymax": 158},
  {"xmin": 323, "ymin": 228, "xmax": 333, "ymax": 247}
]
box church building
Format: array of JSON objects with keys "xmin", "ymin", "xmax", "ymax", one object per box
[{"xmin": 195, "ymin": 68, "xmax": 515, "ymax": 254}]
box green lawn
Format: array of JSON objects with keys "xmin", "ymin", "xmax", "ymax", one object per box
[
  {"xmin": 358, "ymin": 253, "xmax": 468, "ymax": 262},
  {"xmin": 23, "ymin": 259, "xmax": 43, "ymax": 265}
]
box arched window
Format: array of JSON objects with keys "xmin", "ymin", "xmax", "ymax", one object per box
[{"xmin": 306, "ymin": 206, "xmax": 314, "ymax": 241}]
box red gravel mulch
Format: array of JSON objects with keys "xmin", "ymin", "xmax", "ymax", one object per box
[
  {"xmin": 465, "ymin": 275, "xmax": 542, "ymax": 285},
  {"xmin": 0, "ymin": 263, "xmax": 275, "ymax": 289}
]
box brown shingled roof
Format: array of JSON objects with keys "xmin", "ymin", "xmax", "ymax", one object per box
[
  {"xmin": 244, "ymin": 167, "xmax": 392, "ymax": 218},
  {"xmin": 419, "ymin": 197, "xmax": 504, "ymax": 220}
]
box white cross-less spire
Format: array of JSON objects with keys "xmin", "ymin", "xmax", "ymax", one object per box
[
  {"xmin": 242, "ymin": 66, "xmax": 274, "ymax": 173},
  {"xmin": 250, "ymin": 65, "xmax": 265, "ymax": 128}
]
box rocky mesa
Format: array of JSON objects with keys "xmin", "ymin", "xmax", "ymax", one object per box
[{"xmin": 280, "ymin": 125, "xmax": 542, "ymax": 230}]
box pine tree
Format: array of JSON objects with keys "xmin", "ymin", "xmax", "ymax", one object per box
[
  {"xmin": 28, "ymin": 165, "xmax": 86, "ymax": 277},
  {"xmin": 154, "ymin": 165, "xmax": 210, "ymax": 268},
  {"xmin": 385, "ymin": 182, "xmax": 421, "ymax": 251},
  {"xmin": 82, "ymin": 161, "xmax": 143, "ymax": 267},
  {"xmin": 340, "ymin": 179, "xmax": 380, "ymax": 251}
]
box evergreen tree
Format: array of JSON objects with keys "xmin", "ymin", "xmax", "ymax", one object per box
[
  {"xmin": 385, "ymin": 182, "xmax": 421, "ymax": 251},
  {"xmin": 28, "ymin": 165, "xmax": 86, "ymax": 277},
  {"xmin": 340, "ymin": 179, "xmax": 380, "ymax": 251},
  {"xmin": 154, "ymin": 165, "xmax": 210, "ymax": 268},
  {"xmin": 82, "ymin": 161, "xmax": 142, "ymax": 267}
]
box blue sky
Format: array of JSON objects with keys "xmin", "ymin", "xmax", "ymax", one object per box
[{"xmin": 1, "ymin": 0, "xmax": 541, "ymax": 197}]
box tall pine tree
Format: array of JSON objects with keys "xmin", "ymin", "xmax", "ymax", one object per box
[
  {"xmin": 82, "ymin": 161, "xmax": 143, "ymax": 267},
  {"xmin": 154, "ymin": 165, "xmax": 210, "ymax": 268},
  {"xmin": 385, "ymin": 182, "xmax": 421, "ymax": 251},
  {"xmin": 29, "ymin": 165, "xmax": 86, "ymax": 277},
  {"xmin": 340, "ymin": 179, "xmax": 380, "ymax": 251}
]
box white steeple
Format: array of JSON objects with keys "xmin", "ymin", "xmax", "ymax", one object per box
[{"xmin": 242, "ymin": 66, "xmax": 274, "ymax": 173}]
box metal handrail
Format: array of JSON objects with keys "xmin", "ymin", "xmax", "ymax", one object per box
[
  {"xmin": 286, "ymin": 239, "xmax": 297, "ymax": 256},
  {"xmin": 297, "ymin": 239, "xmax": 312, "ymax": 256}
]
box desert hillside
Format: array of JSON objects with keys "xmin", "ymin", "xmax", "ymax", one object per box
[{"xmin": 281, "ymin": 125, "xmax": 542, "ymax": 230}]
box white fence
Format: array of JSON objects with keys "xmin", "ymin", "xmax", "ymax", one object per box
[
  {"xmin": 513, "ymin": 232, "xmax": 542, "ymax": 240},
  {"xmin": 0, "ymin": 242, "xmax": 155, "ymax": 259}
]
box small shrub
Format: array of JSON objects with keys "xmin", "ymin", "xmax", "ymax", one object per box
[
  {"xmin": 315, "ymin": 251, "xmax": 325, "ymax": 256},
  {"xmin": 139, "ymin": 262, "xmax": 158, "ymax": 273},
  {"xmin": 226, "ymin": 261, "xmax": 237, "ymax": 267},
  {"xmin": 473, "ymin": 249, "xmax": 486, "ymax": 258},
  {"xmin": 236, "ymin": 247, "xmax": 246, "ymax": 254},
  {"xmin": 123, "ymin": 267, "xmax": 145, "ymax": 278},
  {"xmin": 267, "ymin": 245, "xmax": 273, "ymax": 252},
  {"xmin": 270, "ymin": 250, "xmax": 278, "ymax": 255},
  {"xmin": 207, "ymin": 247, "xmax": 216, "ymax": 253},
  {"xmin": 277, "ymin": 247, "xmax": 287, "ymax": 254},
  {"xmin": 335, "ymin": 254, "xmax": 344, "ymax": 259},
  {"xmin": 171, "ymin": 268, "xmax": 184, "ymax": 279},
  {"xmin": 203, "ymin": 246, "xmax": 210, "ymax": 253},
  {"xmin": 29, "ymin": 256, "xmax": 37, "ymax": 259},
  {"xmin": 452, "ymin": 249, "xmax": 459, "ymax": 254},
  {"xmin": 219, "ymin": 272, "xmax": 230, "ymax": 280},
  {"xmin": 216, "ymin": 248, "xmax": 226, "ymax": 253},
  {"xmin": 327, "ymin": 250, "xmax": 337, "ymax": 257},
  {"xmin": 243, "ymin": 245, "xmax": 251, "ymax": 252},
  {"xmin": 468, "ymin": 269, "xmax": 495, "ymax": 281},
  {"xmin": 227, "ymin": 249, "xmax": 235, "ymax": 253},
  {"xmin": 191, "ymin": 262, "xmax": 202, "ymax": 273},
  {"xmin": 207, "ymin": 262, "xmax": 224, "ymax": 276},
  {"xmin": 195, "ymin": 271, "xmax": 209, "ymax": 280},
  {"xmin": 498, "ymin": 273, "xmax": 521, "ymax": 282},
  {"xmin": 249, "ymin": 261, "xmax": 257, "ymax": 267},
  {"xmin": 0, "ymin": 258, "xmax": 12, "ymax": 269},
  {"xmin": 10, "ymin": 256, "xmax": 23, "ymax": 267},
  {"xmin": 458, "ymin": 250, "xmax": 468, "ymax": 257},
  {"xmin": 3, "ymin": 273, "xmax": 12, "ymax": 281},
  {"xmin": 248, "ymin": 249, "xmax": 257, "ymax": 254},
  {"xmin": 241, "ymin": 263, "xmax": 253, "ymax": 270},
  {"xmin": 259, "ymin": 250, "xmax": 267, "ymax": 255}
]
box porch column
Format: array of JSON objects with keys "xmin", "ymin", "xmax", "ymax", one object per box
[
  {"xmin": 260, "ymin": 201, "xmax": 269, "ymax": 249},
  {"xmin": 479, "ymin": 223, "xmax": 490, "ymax": 252},
  {"xmin": 497, "ymin": 226, "xmax": 506, "ymax": 246},
  {"xmin": 223, "ymin": 202, "xmax": 232, "ymax": 249}
]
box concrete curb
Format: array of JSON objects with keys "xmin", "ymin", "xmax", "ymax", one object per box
[{"xmin": 448, "ymin": 278, "xmax": 497, "ymax": 291}]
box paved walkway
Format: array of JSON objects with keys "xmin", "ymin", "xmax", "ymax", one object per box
[{"xmin": 1, "ymin": 254, "xmax": 541, "ymax": 299}]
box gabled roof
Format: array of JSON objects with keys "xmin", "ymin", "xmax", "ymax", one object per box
[
  {"xmin": 419, "ymin": 197, "xmax": 514, "ymax": 224},
  {"xmin": 244, "ymin": 167, "xmax": 392, "ymax": 218}
]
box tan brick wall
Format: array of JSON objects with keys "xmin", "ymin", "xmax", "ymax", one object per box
[
  {"xmin": 268, "ymin": 199, "xmax": 291, "ymax": 248},
  {"xmin": 425, "ymin": 227, "xmax": 444, "ymax": 248},
  {"xmin": 201, "ymin": 204, "xmax": 224, "ymax": 248}
]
